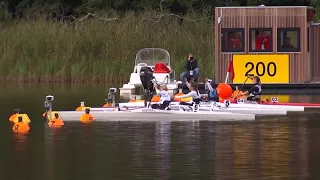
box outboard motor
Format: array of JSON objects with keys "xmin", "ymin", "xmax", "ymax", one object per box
[{"xmin": 140, "ymin": 66, "xmax": 154, "ymax": 92}]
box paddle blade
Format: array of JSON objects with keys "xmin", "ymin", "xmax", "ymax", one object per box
[
  {"xmin": 174, "ymin": 93, "xmax": 192, "ymax": 102},
  {"xmin": 151, "ymin": 95, "xmax": 160, "ymax": 102}
]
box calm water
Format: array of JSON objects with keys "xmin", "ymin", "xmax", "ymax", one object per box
[{"xmin": 1, "ymin": 83, "xmax": 320, "ymax": 180}]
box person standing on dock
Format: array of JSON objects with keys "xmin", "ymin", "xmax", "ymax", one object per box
[
  {"xmin": 151, "ymin": 83, "xmax": 171, "ymax": 110},
  {"xmin": 179, "ymin": 53, "xmax": 199, "ymax": 82}
]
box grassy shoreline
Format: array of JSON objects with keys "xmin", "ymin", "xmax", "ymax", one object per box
[{"xmin": 0, "ymin": 11, "xmax": 214, "ymax": 83}]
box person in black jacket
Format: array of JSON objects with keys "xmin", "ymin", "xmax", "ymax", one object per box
[{"xmin": 179, "ymin": 53, "xmax": 199, "ymax": 82}]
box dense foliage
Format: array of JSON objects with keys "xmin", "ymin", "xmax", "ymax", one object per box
[
  {"xmin": 0, "ymin": 0, "xmax": 318, "ymax": 82},
  {"xmin": 2, "ymin": 0, "xmax": 319, "ymax": 19}
]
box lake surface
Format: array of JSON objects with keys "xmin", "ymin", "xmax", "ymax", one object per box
[{"xmin": 1, "ymin": 83, "xmax": 320, "ymax": 180}]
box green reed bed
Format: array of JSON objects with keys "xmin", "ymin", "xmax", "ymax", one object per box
[{"xmin": 0, "ymin": 11, "xmax": 214, "ymax": 83}]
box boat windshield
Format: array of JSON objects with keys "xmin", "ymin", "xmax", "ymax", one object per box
[{"xmin": 135, "ymin": 48, "xmax": 170, "ymax": 66}]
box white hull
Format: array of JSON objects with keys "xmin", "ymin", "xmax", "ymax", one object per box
[
  {"xmin": 58, "ymin": 109, "xmax": 255, "ymax": 121},
  {"xmin": 119, "ymin": 48, "xmax": 180, "ymax": 96}
]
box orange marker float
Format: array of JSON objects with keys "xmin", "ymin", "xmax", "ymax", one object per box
[
  {"xmin": 80, "ymin": 108, "xmax": 95, "ymax": 123},
  {"xmin": 217, "ymin": 83, "xmax": 232, "ymax": 99},
  {"xmin": 12, "ymin": 116, "xmax": 30, "ymax": 133},
  {"xmin": 48, "ymin": 113, "xmax": 64, "ymax": 127},
  {"xmin": 9, "ymin": 109, "xmax": 20, "ymax": 122}
]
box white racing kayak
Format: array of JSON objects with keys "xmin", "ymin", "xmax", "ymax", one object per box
[{"xmin": 58, "ymin": 108, "xmax": 255, "ymax": 121}]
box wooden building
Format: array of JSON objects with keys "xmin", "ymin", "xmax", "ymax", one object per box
[{"xmin": 214, "ymin": 6, "xmax": 318, "ymax": 84}]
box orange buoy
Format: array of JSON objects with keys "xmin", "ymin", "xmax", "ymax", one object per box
[
  {"xmin": 9, "ymin": 109, "xmax": 20, "ymax": 122},
  {"xmin": 217, "ymin": 83, "xmax": 232, "ymax": 99},
  {"xmin": 12, "ymin": 116, "xmax": 30, "ymax": 133},
  {"xmin": 80, "ymin": 108, "xmax": 95, "ymax": 123},
  {"xmin": 48, "ymin": 113, "xmax": 64, "ymax": 127}
]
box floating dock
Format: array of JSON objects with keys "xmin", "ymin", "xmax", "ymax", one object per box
[{"xmin": 58, "ymin": 110, "xmax": 256, "ymax": 121}]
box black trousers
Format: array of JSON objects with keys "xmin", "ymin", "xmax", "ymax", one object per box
[
  {"xmin": 247, "ymin": 95, "xmax": 260, "ymax": 101},
  {"xmin": 151, "ymin": 101, "xmax": 171, "ymax": 110}
]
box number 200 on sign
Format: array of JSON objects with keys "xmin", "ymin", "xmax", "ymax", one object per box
[{"xmin": 245, "ymin": 62, "xmax": 276, "ymax": 77}]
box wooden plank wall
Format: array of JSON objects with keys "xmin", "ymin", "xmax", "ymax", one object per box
[
  {"xmin": 214, "ymin": 7, "xmax": 308, "ymax": 83},
  {"xmin": 310, "ymin": 24, "xmax": 320, "ymax": 81}
]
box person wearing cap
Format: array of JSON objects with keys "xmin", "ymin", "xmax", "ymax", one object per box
[
  {"xmin": 239, "ymin": 76, "xmax": 262, "ymax": 101},
  {"xmin": 151, "ymin": 82, "xmax": 171, "ymax": 110},
  {"xmin": 204, "ymin": 78, "xmax": 219, "ymax": 102}
]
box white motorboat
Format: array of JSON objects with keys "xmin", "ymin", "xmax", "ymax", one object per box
[{"xmin": 119, "ymin": 48, "xmax": 181, "ymax": 96}]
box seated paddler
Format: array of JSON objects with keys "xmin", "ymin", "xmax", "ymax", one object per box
[
  {"xmin": 238, "ymin": 76, "xmax": 262, "ymax": 101},
  {"xmin": 151, "ymin": 82, "xmax": 171, "ymax": 110},
  {"xmin": 175, "ymin": 79, "xmax": 202, "ymax": 105},
  {"xmin": 204, "ymin": 78, "xmax": 219, "ymax": 102}
]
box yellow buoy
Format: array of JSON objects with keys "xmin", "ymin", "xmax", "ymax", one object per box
[
  {"xmin": 9, "ymin": 109, "xmax": 21, "ymax": 122},
  {"xmin": 43, "ymin": 111, "xmax": 61, "ymax": 120},
  {"xmin": 13, "ymin": 114, "xmax": 31, "ymax": 124}
]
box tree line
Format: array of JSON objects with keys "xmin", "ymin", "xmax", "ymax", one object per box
[{"xmin": 1, "ymin": 0, "xmax": 319, "ymax": 19}]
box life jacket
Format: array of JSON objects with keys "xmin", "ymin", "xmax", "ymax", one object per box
[
  {"xmin": 250, "ymin": 84, "xmax": 262, "ymax": 97},
  {"xmin": 207, "ymin": 88, "xmax": 219, "ymax": 101},
  {"xmin": 193, "ymin": 90, "xmax": 201, "ymax": 104}
]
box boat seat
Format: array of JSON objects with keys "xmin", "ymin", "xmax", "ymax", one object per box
[{"xmin": 154, "ymin": 62, "xmax": 171, "ymax": 73}]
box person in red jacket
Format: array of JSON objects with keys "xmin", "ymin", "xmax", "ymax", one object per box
[
  {"xmin": 227, "ymin": 32, "xmax": 241, "ymax": 49},
  {"xmin": 255, "ymin": 31, "xmax": 270, "ymax": 50}
]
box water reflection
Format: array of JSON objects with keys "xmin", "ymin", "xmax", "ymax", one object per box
[
  {"xmin": 1, "ymin": 83, "xmax": 320, "ymax": 179},
  {"xmin": 39, "ymin": 119, "xmax": 317, "ymax": 179},
  {"xmin": 155, "ymin": 121, "xmax": 171, "ymax": 180}
]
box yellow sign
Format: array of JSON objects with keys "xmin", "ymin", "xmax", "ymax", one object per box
[{"xmin": 233, "ymin": 54, "xmax": 289, "ymax": 84}]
